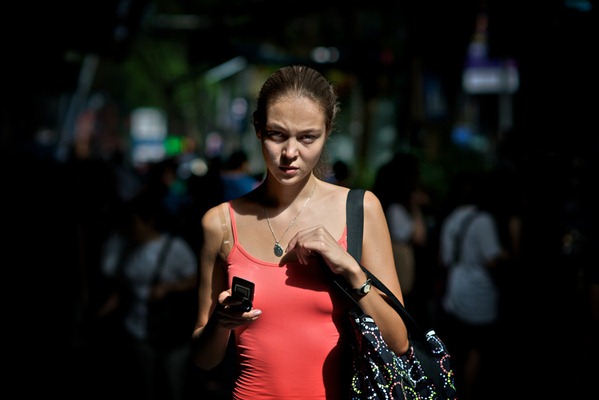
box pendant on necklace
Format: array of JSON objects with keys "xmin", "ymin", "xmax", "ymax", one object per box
[{"xmin": 274, "ymin": 242, "xmax": 284, "ymax": 257}]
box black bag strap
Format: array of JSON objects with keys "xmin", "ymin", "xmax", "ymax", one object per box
[{"xmin": 346, "ymin": 188, "xmax": 364, "ymax": 262}]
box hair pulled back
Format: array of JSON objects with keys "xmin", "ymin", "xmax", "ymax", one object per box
[{"xmin": 252, "ymin": 65, "xmax": 339, "ymax": 136}]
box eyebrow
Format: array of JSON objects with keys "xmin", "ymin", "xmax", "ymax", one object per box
[{"xmin": 265, "ymin": 123, "xmax": 324, "ymax": 135}]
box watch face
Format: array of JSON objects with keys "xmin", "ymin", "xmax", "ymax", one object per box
[{"xmin": 363, "ymin": 284, "xmax": 371, "ymax": 294}]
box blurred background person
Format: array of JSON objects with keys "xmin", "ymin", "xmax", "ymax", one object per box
[
  {"xmin": 220, "ymin": 149, "xmax": 261, "ymax": 201},
  {"xmin": 93, "ymin": 190, "xmax": 198, "ymax": 400},
  {"xmin": 436, "ymin": 170, "xmax": 510, "ymax": 400},
  {"xmin": 372, "ymin": 151, "xmax": 433, "ymax": 323},
  {"xmin": 327, "ymin": 159, "xmax": 353, "ymax": 187}
]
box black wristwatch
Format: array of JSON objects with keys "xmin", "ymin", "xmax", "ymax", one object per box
[{"xmin": 354, "ymin": 278, "xmax": 373, "ymax": 297}]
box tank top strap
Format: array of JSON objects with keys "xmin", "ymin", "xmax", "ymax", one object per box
[
  {"xmin": 217, "ymin": 202, "xmax": 233, "ymax": 253},
  {"xmin": 227, "ymin": 201, "xmax": 239, "ymax": 245}
]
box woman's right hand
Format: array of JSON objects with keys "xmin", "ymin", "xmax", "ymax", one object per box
[{"xmin": 213, "ymin": 289, "xmax": 262, "ymax": 330}]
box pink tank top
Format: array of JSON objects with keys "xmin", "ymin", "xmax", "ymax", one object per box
[{"xmin": 227, "ymin": 202, "xmax": 349, "ymax": 399}]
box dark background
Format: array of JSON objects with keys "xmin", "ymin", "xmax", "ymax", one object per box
[{"xmin": 3, "ymin": 0, "xmax": 598, "ymax": 154}]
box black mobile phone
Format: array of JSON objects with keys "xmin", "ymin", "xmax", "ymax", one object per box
[{"xmin": 230, "ymin": 276, "xmax": 255, "ymax": 312}]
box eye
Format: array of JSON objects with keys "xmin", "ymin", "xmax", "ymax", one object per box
[
  {"xmin": 265, "ymin": 130, "xmax": 285, "ymax": 141},
  {"xmin": 301, "ymin": 135, "xmax": 316, "ymax": 143}
]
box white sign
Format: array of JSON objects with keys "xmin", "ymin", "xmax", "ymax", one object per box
[
  {"xmin": 130, "ymin": 107, "xmax": 167, "ymax": 164},
  {"xmin": 462, "ymin": 61, "xmax": 519, "ymax": 94}
]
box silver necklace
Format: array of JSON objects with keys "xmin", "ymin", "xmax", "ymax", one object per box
[{"xmin": 264, "ymin": 182, "xmax": 316, "ymax": 257}]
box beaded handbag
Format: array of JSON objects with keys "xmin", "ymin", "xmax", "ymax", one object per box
[{"xmin": 338, "ymin": 189, "xmax": 457, "ymax": 400}]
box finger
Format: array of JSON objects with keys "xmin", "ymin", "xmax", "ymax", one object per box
[
  {"xmin": 286, "ymin": 225, "xmax": 316, "ymax": 252},
  {"xmin": 298, "ymin": 245, "xmax": 312, "ymax": 265},
  {"xmin": 300, "ymin": 240, "xmax": 323, "ymax": 264},
  {"xmin": 216, "ymin": 308, "xmax": 261, "ymax": 329}
]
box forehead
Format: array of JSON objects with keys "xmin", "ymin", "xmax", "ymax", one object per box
[{"xmin": 266, "ymin": 96, "xmax": 324, "ymax": 124}]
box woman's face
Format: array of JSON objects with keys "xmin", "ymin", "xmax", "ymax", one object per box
[{"xmin": 259, "ymin": 96, "xmax": 326, "ymax": 185}]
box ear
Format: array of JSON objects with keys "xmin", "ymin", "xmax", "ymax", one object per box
[{"xmin": 256, "ymin": 129, "xmax": 262, "ymax": 139}]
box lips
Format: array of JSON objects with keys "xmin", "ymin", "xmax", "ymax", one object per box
[{"xmin": 279, "ymin": 166, "xmax": 298, "ymax": 174}]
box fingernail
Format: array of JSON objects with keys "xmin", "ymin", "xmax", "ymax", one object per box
[{"xmin": 253, "ymin": 310, "xmax": 262, "ymax": 316}]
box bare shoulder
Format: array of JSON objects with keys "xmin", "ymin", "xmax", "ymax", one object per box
[
  {"xmin": 314, "ymin": 180, "xmax": 351, "ymax": 210},
  {"xmin": 363, "ymin": 189, "xmax": 384, "ymax": 215},
  {"xmin": 201, "ymin": 202, "xmax": 229, "ymax": 239},
  {"xmin": 315, "ymin": 185, "xmax": 383, "ymax": 219},
  {"xmin": 361, "ymin": 189, "xmax": 388, "ymax": 238},
  {"xmin": 341, "ymin": 187, "xmax": 384, "ymax": 215}
]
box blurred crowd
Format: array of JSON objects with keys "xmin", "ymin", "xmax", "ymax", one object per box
[{"xmin": 7, "ymin": 132, "xmax": 598, "ymax": 399}]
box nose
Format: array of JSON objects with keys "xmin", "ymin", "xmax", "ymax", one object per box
[{"xmin": 282, "ymin": 138, "xmax": 299, "ymax": 158}]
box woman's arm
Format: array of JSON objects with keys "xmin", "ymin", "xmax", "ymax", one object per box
[
  {"xmin": 190, "ymin": 204, "xmax": 232, "ymax": 370},
  {"xmin": 354, "ymin": 190, "xmax": 410, "ymax": 355}
]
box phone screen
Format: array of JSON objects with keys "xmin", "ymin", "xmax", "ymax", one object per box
[{"xmin": 231, "ymin": 276, "xmax": 254, "ymax": 312}]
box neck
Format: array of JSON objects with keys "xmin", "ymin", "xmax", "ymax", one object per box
[{"xmin": 262, "ymin": 174, "xmax": 316, "ymax": 210}]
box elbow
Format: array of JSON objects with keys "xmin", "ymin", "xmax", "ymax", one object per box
[
  {"xmin": 397, "ymin": 337, "xmax": 411, "ymax": 356},
  {"xmin": 190, "ymin": 328, "xmax": 229, "ymax": 371},
  {"xmin": 387, "ymin": 333, "xmax": 411, "ymax": 356},
  {"xmin": 193, "ymin": 356, "xmax": 221, "ymax": 371},
  {"xmin": 192, "ymin": 342, "xmax": 224, "ymax": 370}
]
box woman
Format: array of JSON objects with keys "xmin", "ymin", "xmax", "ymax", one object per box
[{"xmin": 191, "ymin": 65, "xmax": 408, "ymax": 399}]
